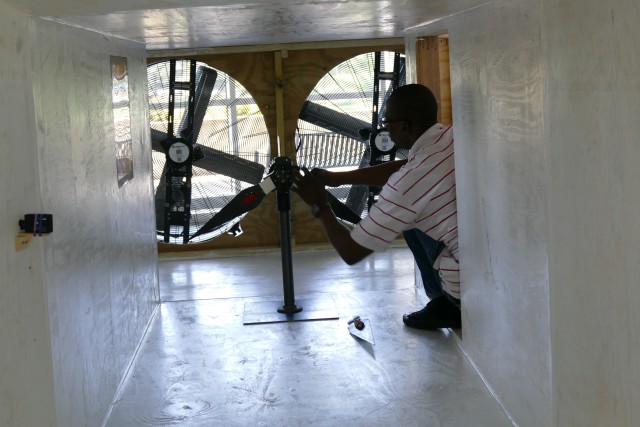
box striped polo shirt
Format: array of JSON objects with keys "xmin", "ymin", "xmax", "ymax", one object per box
[{"xmin": 350, "ymin": 123, "xmax": 460, "ymax": 298}]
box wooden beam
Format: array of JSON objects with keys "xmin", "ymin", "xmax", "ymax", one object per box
[
  {"xmin": 415, "ymin": 36, "xmax": 452, "ymax": 125},
  {"xmin": 438, "ymin": 38, "xmax": 452, "ymax": 125},
  {"xmin": 274, "ymin": 50, "xmax": 286, "ymax": 157},
  {"xmin": 148, "ymin": 38, "xmax": 405, "ymax": 58},
  {"xmin": 415, "ymin": 37, "xmax": 441, "ymax": 122}
]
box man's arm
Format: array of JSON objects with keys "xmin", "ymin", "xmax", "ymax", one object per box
[
  {"xmin": 313, "ymin": 204, "xmax": 372, "ymax": 265},
  {"xmin": 291, "ymin": 168, "xmax": 373, "ymax": 265},
  {"xmin": 312, "ymin": 159, "xmax": 407, "ymax": 187}
]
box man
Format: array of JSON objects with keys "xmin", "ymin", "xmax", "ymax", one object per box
[{"xmin": 291, "ymin": 84, "xmax": 460, "ymax": 329}]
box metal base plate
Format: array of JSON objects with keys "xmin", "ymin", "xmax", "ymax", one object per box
[{"xmin": 243, "ymin": 297, "xmax": 339, "ymax": 325}]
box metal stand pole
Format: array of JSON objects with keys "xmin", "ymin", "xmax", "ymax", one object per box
[
  {"xmin": 276, "ymin": 186, "xmax": 302, "ymax": 314},
  {"xmin": 242, "ymin": 156, "xmax": 338, "ymax": 325}
]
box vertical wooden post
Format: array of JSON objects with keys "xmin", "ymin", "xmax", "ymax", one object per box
[
  {"xmin": 274, "ymin": 50, "xmax": 286, "ymax": 157},
  {"xmin": 415, "ymin": 36, "xmax": 452, "ymax": 125},
  {"xmin": 438, "ymin": 38, "xmax": 452, "ymax": 126}
]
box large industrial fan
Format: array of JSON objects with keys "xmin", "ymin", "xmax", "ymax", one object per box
[
  {"xmin": 296, "ymin": 50, "xmax": 406, "ymax": 217},
  {"xmin": 147, "ymin": 59, "xmax": 271, "ymax": 244}
]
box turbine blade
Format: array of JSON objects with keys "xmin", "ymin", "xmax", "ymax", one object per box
[{"xmin": 190, "ymin": 176, "xmax": 276, "ymax": 239}]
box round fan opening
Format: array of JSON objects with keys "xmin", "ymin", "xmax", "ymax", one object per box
[
  {"xmin": 295, "ymin": 51, "xmax": 406, "ymax": 220},
  {"xmin": 148, "ymin": 59, "xmax": 271, "ymax": 244}
]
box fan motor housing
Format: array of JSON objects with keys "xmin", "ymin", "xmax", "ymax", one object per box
[
  {"xmin": 370, "ymin": 127, "xmax": 397, "ymax": 164},
  {"xmin": 372, "ymin": 128, "xmax": 395, "ymax": 154},
  {"xmin": 163, "ymin": 137, "xmax": 192, "ymax": 165}
]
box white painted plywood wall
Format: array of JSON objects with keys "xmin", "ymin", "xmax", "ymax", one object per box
[
  {"xmin": 543, "ymin": 1, "xmax": 640, "ymax": 425},
  {"xmin": 0, "ymin": 14, "xmax": 159, "ymax": 426},
  {"xmin": 0, "ymin": 4, "xmax": 57, "ymax": 427},
  {"xmin": 406, "ymin": 1, "xmax": 551, "ymax": 426},
  {"xmin": 408, "ymin": 0, "xmax": 640, "ymax": 425},
  {"xmin": 29, "ymin": 19, "xmax": 160, "ymax": 426}
]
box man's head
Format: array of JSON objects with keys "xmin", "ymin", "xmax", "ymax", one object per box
[{"xmin": 383, "ymin": 84, "xmax": 438, "ymax": 149}]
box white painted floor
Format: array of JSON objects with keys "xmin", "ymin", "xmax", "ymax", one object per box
[{"xmin": 105, "ymin": 246, "xmax": 512, "ymax": 427}]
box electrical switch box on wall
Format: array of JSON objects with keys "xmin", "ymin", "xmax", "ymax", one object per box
[
  {"xmin": 15, "ymin": 213, "xmax": 53, "ymax": 252},
  {"xmin": 18, "ymin": 214, "xmax": 53, "ymax": 235}
]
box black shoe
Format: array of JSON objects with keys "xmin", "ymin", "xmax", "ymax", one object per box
[{"xmin": 403, "ymin": 296, "xmax": 461, "ymax": 329}]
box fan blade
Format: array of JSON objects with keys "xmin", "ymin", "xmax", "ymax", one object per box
[
  {"xmin": 154, "ymin": 163, "xmax": 169, "ymax": 230},
  {"xmin": 152, "ymin": 128, "xmax": 265, "ymax": 184},
  {"xmin": 343, "ymin": 148, "xmax": 372, "ymax": 217},
  {"xmin": 194, "ymin": 146, "xmax": 265, "ymax": 184},
  {"xmin": 191, "ymin": 176, "xmax": 277, "ymax": 239},
  {"xmin": 151, "ymin": 128, "xmax": 166, "ymax": 152},
  {"xmin": 327, "ymin": 192, "xmax": 362, "ymax": 224},
  {"xmin": 179, "ymin": 66, "xmax": 218, "ymax": 143},
  {"xmin": 299, "ymin": 101, "xmax": 370, "ymax": 142},
  {"xmin": 342, "ymin": 185, "xmax": 368, "ymax": 219},
  {"xmin": 150, "ymin": 66, "xmax": 217, "ymax": 149}
]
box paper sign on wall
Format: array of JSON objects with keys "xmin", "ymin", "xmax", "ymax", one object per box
[{"xmin": 111, "ymin": 56, "xmax": 134, "ymax": 188}]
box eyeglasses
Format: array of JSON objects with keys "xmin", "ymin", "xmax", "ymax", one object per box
[{"xmin": 380, "ymin": 118, "xmax": 405, "ymax": 127}]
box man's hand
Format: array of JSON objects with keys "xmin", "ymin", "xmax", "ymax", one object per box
[{"xmin": 291, "ymin": 167, "xmax": 329, "ymax": 207}]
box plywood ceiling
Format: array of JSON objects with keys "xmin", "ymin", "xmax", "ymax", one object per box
[{"xmin": 6, "ymin": 0, "xmax": 487, "ymax": 50}]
